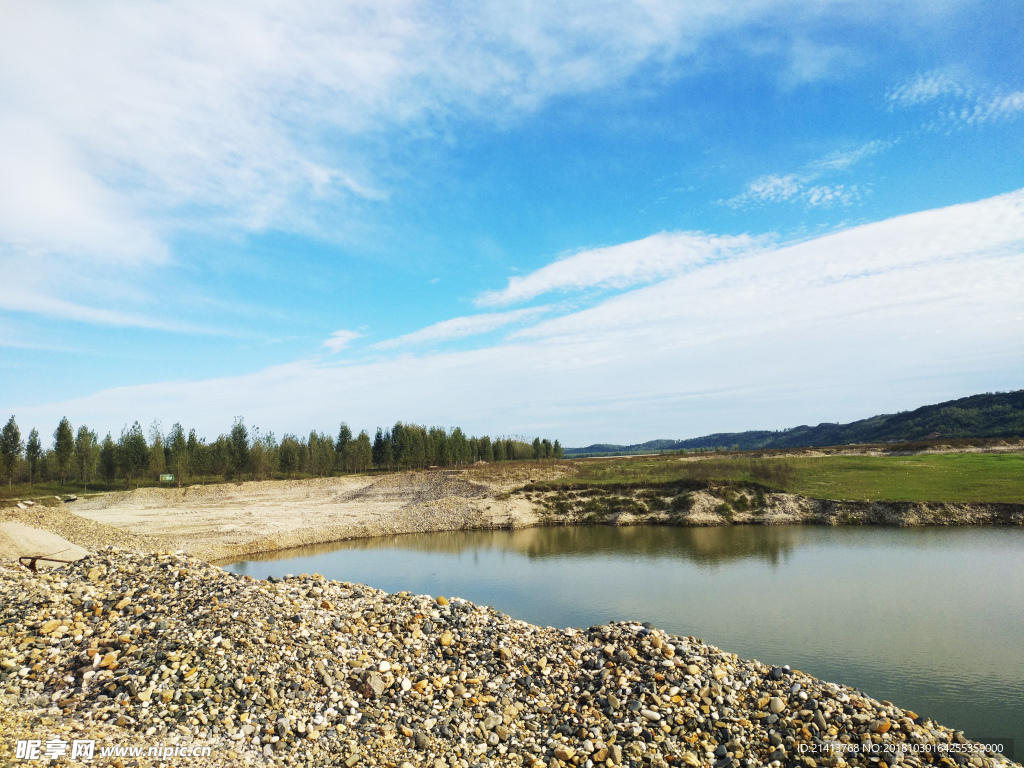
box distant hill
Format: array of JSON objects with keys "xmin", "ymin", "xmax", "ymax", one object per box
[{"xmin": 565, "ymin": 390, "xmax": 1024, "ymax": 455}]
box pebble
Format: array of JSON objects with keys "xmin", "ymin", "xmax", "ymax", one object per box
[{"xmin": 0, "ymin": 547, "xmax": 1017, "ymax": 768}]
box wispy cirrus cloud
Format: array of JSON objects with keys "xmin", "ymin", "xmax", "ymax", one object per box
[
  {"xmin": 888, "ymin": 70, "xmax": 1024, "ymax": 126},
  {"xmin": 321, "ymin": 329, "xmax": 362, "ymax": 354},
  {"xmin": 477, "ymin": 232, "xmax": 761, "ymax": 306},
  {"xmin": 373, "ymin": 308, "xmax": 548, "ymax": 349},
  {"xmin": 887, "ymin": 71, "xmax": 966, "ymax": 107},
  {"xmin": 723, "ymin": 140, "xmax": 890, "ymax": 210}
]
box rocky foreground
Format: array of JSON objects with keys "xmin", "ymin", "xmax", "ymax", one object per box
[{"xmin": 1, "ymin": 550, "xmax": 1017, "ymax": 768}]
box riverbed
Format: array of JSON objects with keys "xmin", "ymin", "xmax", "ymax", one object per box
[{"xmin": 225, "ymin": 524, "xmax": 1024, "ymax": 758}]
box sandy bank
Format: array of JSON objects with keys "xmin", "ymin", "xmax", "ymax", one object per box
[{"xmin": 1, "ymin": 471, "xmax": 1020, "ymax": 567}]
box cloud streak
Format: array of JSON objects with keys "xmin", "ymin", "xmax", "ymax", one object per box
[
  {"xmin": 888, "ymin": 70, "xmax": 1024, "ymax": 127},
  {"xmin": 0, "ymin": 1, "xmax": 950, "ymax": 331},
  {"xmin": 322, "ymin": 330, "xmax": 362, "ymax": 354},
  {"xmin": 477, "ymin": 232, "xmax": 761, "ymax": 306},
  {"xmin": 724, "ymin": 140, "xmax": 889, "ymax": 210},
  {"xmin": 13, "ymin": 189, "xmax": 1024, "ymax": 444},
  {"xmin": 373, "ymin": 308, "xmax": 548, "ymax": 349}
]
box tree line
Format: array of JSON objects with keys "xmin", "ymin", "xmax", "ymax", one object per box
[{"xmin": 0, "ymin": 415, "xmax": 563, "ymax": 490}]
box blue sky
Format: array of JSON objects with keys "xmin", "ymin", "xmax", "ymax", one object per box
[{"xmin": 2, "ymin": 0, "xmax": 1023, "ymax": 445}]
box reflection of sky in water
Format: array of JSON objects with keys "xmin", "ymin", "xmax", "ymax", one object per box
[{"xmin": 225, "ymin": 526, "xmax": 1024, "ymax": 756}]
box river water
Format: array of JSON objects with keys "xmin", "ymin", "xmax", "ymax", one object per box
[{"xmin": 223, "ymin": 525, "xmax": 1024, "ymax": 757}]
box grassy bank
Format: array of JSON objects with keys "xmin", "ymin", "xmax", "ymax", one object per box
[{"xmin": 532, "ymin": 452, "xmax": 1024, "ymax": 503}]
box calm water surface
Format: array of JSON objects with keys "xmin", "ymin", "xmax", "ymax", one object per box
[{"xmin": 224, "ymin": 525, "xmax": 1024, "ymax": 757}]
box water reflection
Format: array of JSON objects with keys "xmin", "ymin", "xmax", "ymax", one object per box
[
  {"xmin": 225, "ymin": 523, "xmax": 813, "ymax": 567},
  {"xmin": 224, "ymin": 525, "xmax": 1024, "ymax": 757}
]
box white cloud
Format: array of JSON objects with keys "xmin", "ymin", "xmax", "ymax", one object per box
[
  {"xmin": 0, "ymin": 0, "xmax": 953, "ymax": 329},
  {"xmin": 373, "ymin": 308, "xmax": 548, "ymax": 349},
  {"xmin": 811, "ymin": 140, "xmax": 890, "ymax": 172},
  {"xmin": 514, "ymin": 188, "xmax": 1024, "ymax": 344},
  {"xmin": 322, "ymin": 330, "xmax": 361, "ymax": 354},
  {"xmin": 963, "ymin": 91, "xmax": 1024, "ymax": 125},
  {"xmin": 724, "ymin": 140, "xmax": 887, "ymax": 210},
  {"xmin": 888, "ymin": 70, "xmax": 1024, "ymax": 127},
  {"xmin": 727, "ymin": 176, "xmax": 861, "ymax": 210},
  {"xmin": 477, "ymin": 232, "xmax": 762, "ymax": 306},
  {"xmin": 14, "ymin": 189, "xmax": 1023, "ymax": 444},
  {"xmin": 887, "ymin": 72, "xmax": 966, "ymax": 107}
]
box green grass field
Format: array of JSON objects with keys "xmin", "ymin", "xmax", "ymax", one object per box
[{"xmin": 556, "ymin": 452, "xmax": 1024, "ymax": 503}]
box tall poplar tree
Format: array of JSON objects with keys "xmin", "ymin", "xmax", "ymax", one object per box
[
  {"xmin": 149, "ymin": 420, "xmax": 166, "ymax": 480},
  {"xmin": 0, "ymin": 416, "xmax": 22, "ymax": 487},
  {"xmin": 25, "ymin": 428, "xmax": 41, "ymax": 485},
  {"xmin": 336, "ymin": 423, "xmax": 353, "ymax": 472},
  {"xmin": 99, "ymin": 433, "xmax": 117, "ymax": 485},
  {"xmin": 74, "ymin": 425, "xmax": 97, "ymax": 489},
  {"xmin": 53, "ymin": 417, "xmax": 75, "ymax": 484},
  {"xmin": 278, "ymin": 434, "xmax": 300, "ymax": 478},
  {"xmin": 228, "ymin": 418, "xmax": 250, "ymax": 480},
  {"xmin": 117, "ymin": 422, "xmax": 149, "ymax": 489},
  {"xmin": 168, "ymin": 423, "xmax": 188, "ymax": 487}
]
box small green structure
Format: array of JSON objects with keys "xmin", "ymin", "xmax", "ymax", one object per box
[{"xmin": 160, "ymin": 474, "xmax": 174, "ymax": 483}]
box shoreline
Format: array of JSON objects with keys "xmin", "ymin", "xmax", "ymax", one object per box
[
  {"xmin": 2, "ymin": 476, "xmax": 1021, "ymax": 766},
  {"xmin": 2, "ymin": 548, "xmax": 1020, "ymax": 768},
  {"xmin": 1, "ymin": 473, "xmax": 1023, "ymax": 565}
]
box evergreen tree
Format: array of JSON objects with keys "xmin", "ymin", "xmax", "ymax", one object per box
[
  {"xmin": 116, "ymin": 422, "xmax": 149, "ymax": 489},
  {"xmin": 552, "ymin": 439, "xmax": 564, "ymax": 459},
  {"xmin": 372, "ymin": 428, "xmax": 393, "ymax": 469},
  {"xmin": 228, "ymin": 418, "xmax": 250, "ymax": 480},
  {"xmin": 99, "ymin": 433, "xmax": 117, "ymax": 485},
  {"xmin": 38, "ymin": 450, "xmax": 53, "ymax": 482},
  {"xmin": 149, "ymin": 420, "xmax": 166, "ymax": 480},
  {"xmin": 25, "ymin": 428, "xmax": 41, "ymax": 485},
  {"xmin": 192, "ymin": 436, "xmax": 211, "ymax": 484},
  {"xmin": 209, "ymin": 435, "xmax": 230, "ymax": 479},
  {"xmin": 168, "ymin": 423, "xmax": 188, "ymax": 487},
  {"xmin": 186, "ymin": 429, "xmax": 201, "ymax": 482},
  {"xmin": 312, "ymin": 431, "xmax": 335, "ymax": 476},
  {"xmin": 74, "ymin": 425, "xmax": 97, "ymax": 489},
  {"xmin": 278, "ymin": 434, "xmax": 300, "ymax": 478},
  {"xmin": 480, "ymin": 436, "xmax": 494, "ymax": 463},
  {"xmin": 353, "ymin": 430, "xmax": 373, "ymax": 472},
  {"xmin": 54, "ymin": 417, "xmax": 75, "ymax": 484},
  {"xmin": 428, "ymin": 426, "xmax": 448, "ymax": 466},
  {"xmin": 450, "ymin": 427, "xmax": 468, "ymax": 465},
  {"xmin": 0, "ymin": 416, "xmax": 22, "ymax": 488},
  {"xmin": 336, "ymin": 423, "xmax": 353, "ymax": 472},
  {"xmin": 249, "ymin": 428, "xmax": 277, "ymax": 480}
]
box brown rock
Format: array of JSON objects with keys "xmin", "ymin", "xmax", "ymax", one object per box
[{"xmin": 39, "ymin": 619, "xmax": 61, "ymax": 635}]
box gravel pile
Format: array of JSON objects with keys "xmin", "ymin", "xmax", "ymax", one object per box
[
  {"xmin": 0, "ymin": 504, "xmax": 157, "ymax": 555},
  {"xmin": 1, "ymin": 549, "xmax": 1017, "ymax": 768}
]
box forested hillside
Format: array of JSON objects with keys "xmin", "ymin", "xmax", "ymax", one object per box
[{"xmin": 566, "ymin": 390, "xmax": 1024, "ymax": 455}]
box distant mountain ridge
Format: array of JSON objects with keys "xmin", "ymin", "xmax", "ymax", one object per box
[{"xmin": 565, "ymin": 390, "xmax": 1024, "ymax": 455}]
